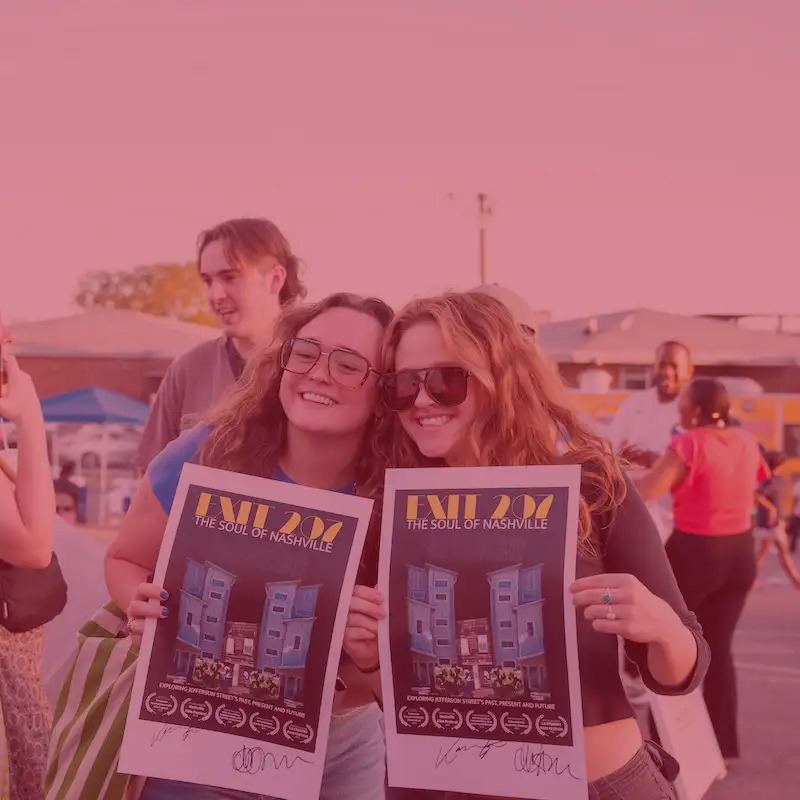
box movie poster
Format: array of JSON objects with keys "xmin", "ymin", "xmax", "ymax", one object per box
[
  {"xmin": 120, "ymin": 463, "xmax": 374, "ymax": 800},
  {"xmin": 378, "ymin": 465, "xmax": 587, "ymax": 800}
]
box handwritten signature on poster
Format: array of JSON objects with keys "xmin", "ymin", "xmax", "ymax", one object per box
[{"xmin": 434, "ymin": 738, "xmax": 579, "ymax": 780}]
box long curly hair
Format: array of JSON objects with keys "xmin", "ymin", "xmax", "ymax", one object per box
[
  {"xmin": 199, "ymin": 292, "xmax": 392, "ymax": 488},
  {"xmin": 197, "ymin": 293, "xmax": 394, "ymax": 581},
  {"xmin": 374, "ymin": 291, "xmax": 626, "ymax": 550}
]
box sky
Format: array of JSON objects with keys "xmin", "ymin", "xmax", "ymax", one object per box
[{"xmin": 2, "ymin": 1, "xmax": 799, "ymax": 324}]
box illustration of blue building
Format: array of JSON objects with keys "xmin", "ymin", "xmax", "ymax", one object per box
[
  {"xmin": 404, "ymin": 561, "xmax": 549, "ymax": 695},
  {"xmin": 487, "ymin": 563, "xmax": 548, "ymax": 693},
  {"xmin": 172, "ymin": 559, "xmax": 237, "ymax": 679},
  {"xmin": 405, "ymin": 564, "xmax": 459, "ymax": 688},
  {"xmin": 257, "ymin": 580, "xmax": 320, "ymax": 701}
]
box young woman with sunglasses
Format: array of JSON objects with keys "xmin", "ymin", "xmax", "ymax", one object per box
[
  {"xmin": 371, "ymin": 292, "xmax": 710, "ymax": 800},
  {"xmin": 105, "ymin": 293, "xmax": 392, "ymax": 800}
]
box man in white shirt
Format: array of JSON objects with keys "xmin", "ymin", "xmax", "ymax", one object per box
[
  {"xmin": 606, "ymin": 341, "xmax": 694, "ymax": 741},
  {"xmin": 607, "ymin": 341, "xmax": 694, "ymax": 542}
]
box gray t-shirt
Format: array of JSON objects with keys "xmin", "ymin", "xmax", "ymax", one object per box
[{"xmin": 134, "ymin": 336, "xmax": 240, "ymax": 470}]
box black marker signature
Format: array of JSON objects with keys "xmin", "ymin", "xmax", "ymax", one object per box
[
  {"xmin": 514, "ymin": 743, "xmax": 579, "ymax": 780},
  {"xmin": 231, "ymin": 745, "xmax": 313, "ymax": 775},
  {"xmin": 150, "ymin": 725, "xmax": 198, "ymax": 747},
  {"xmin": 435, "ymin": 739, "xmax": 508, "ymax": 769}
]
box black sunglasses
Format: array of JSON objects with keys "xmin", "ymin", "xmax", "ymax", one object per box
[
  {"xmin": 280, "ymin": 338, "xmax": 377, "ymax": 389},
  {"xmin": 379, "ymin": 366, "xmax": 472, "ymax": 412}
]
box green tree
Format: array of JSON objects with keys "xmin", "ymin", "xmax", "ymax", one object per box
[{"xmin": 74, "ymin": 263, "xmax": 216, "ymax": 326}]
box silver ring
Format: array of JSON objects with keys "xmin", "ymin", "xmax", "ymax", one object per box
[
  {"xmin": 125, "ymin": 619, "xmax": 135, "ymax": 637},
  {"xmin": 606, "ymin": 610, "xmax": 618, "ymax": 621}
]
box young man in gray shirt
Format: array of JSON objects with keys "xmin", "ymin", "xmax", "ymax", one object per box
[{"xmin": 134, "ymin": 217, "xmax": 307, "ymax": 470}]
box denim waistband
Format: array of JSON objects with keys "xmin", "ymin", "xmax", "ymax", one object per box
[{"xmin": 588, "ymin": 742, "xmax": 677, "ymax": 800}]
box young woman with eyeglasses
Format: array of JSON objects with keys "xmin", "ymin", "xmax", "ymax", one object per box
[
  {"xmin": 370, "ymin": 292, "xmax": 710, "ymax": 800},
  {"xmin": 105, "ymin": 293, "xmax": 392, "ymax": 800}
]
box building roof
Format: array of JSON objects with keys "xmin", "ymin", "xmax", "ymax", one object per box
[
  {"xmin": 10, "ymin": 309, "xmax": 220, "ymax": 359},
  {"xmin": 537, "ymin": 309, "xmax": 800, "ymax": 367}
]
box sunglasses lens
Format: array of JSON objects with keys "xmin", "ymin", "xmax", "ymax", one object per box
[
  {"xmin": 427, "ymin": 367, "xmax": 469, "ymax": 407},
  {"xmin": 381, "ymin": 367, "xmax": 469, "ymax": 411},
  {"xmin": 381, "ymin": 372, "xmax": 420, "ymax": 411}
]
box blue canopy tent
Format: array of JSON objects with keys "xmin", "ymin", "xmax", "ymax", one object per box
[
  {"xmin": 40, "ymin": 386, "xmax": 150, "ymax": 426},
  {"xmin": 40, "ymin": 387, "xmax": 150, "ymax": 524}
]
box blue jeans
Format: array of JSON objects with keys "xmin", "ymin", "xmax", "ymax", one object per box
[
  {"xmin": 588, "ymin": 743, "xmax": 677, "ymax": 799},
  {"xmin": 140, "ymin": 703, "xmax": 386, "ymax": 800}
]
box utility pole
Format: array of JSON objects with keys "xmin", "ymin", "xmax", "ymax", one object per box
[
  {"xmin": 446, "ymin": 192, "xmax": 493, "ymax": 283},
  {"xmin": 477, "ymin": 192, "xmax": 492, "ymax": 284}
]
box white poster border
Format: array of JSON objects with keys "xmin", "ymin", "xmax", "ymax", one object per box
[
  {"xmin": 120, "ymin": 462, "xmax": 374, "ymax": 800},
  {"xmin": 378, "ymin": 464, "xmax": 588, "ymax": 800}
]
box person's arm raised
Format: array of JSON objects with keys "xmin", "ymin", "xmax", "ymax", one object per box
[{"xmin": 0, "ymin": 354, "xmax": 55, "ymax": 568}]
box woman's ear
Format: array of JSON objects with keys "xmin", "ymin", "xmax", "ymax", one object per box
[{"xmin": 269, "ymin": 264, "xmax": 288, "ymax": 297}]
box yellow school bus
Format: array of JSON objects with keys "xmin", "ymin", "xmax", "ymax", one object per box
[{"xmin": 569, "ymin": 392, "xmax": 800, "ymax": 515}]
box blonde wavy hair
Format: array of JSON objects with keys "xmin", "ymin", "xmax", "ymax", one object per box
[{"xmin": 375, "ymin": 291, "xmax": 626, "ymax": 549}]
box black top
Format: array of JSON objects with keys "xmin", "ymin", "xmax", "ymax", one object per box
[{"xmin": 576, "ymin": 472, "xmax": 710, "ymax": 727}]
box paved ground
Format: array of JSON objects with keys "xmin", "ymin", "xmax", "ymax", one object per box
[{"xmin": 705, "ymin": 550, "xmax": 800, "ymax": 800}]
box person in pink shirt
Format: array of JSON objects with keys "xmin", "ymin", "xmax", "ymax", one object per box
[{"xmin": 635, "ymin": 377, "xmax": 768, "ymax": 763}]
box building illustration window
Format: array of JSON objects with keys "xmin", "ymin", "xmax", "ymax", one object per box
[
  {"xmin": 405, "ymin": 562, "xmax": 549, "ymax": 698},
  {"xmin": 169, "ymin": 560, "xmax": 321, "ymax": 705}
]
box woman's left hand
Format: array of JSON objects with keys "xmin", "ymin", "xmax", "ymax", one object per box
[
  {"xmin": 570, "ymin": 573, "xmax": 676, "ymax": 645},
  {"xmin": 343, "ymin": 585, "xmax": 385, "ymax": 671}
]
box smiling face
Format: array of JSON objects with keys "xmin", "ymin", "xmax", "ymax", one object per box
[
  {"xmin": 391, "ymin": 321, "xmax": 479, "ymax": 464},
  {"xmin": 278, "ymin": 307, "xmax": 384, "ymax": 437},
  {"xmin": 199, "ymin": 239, "xmax": 284, "ymax": 342},
  {"xmin": 653, "ymin": 343, "xmax": 693, "ymax": 402}
]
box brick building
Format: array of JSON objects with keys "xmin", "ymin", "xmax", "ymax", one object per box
[
  {"xmin": 538, "ymin": 309, "xmax": 800, "ymax": 394},
  {"xmin": 11, "ymin": 309, "xmax": 219, "ymax": 402}
]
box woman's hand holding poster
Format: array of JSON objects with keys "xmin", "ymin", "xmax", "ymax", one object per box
[
  {"xmin": 378, "ymin": 465, "xmax": 588, "ymax": 800},
  {"xmin": 119, "ymin": 463, "xmax": 374, "ymax": 800}
]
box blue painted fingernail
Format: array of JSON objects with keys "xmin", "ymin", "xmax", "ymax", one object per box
[
  {"xmin": 161, "ymin": 607, "xmax": 169, "ymax": 617},
  {"xmin": 160, "ymin": 591, "xmax": 169, "ymax": 601}
]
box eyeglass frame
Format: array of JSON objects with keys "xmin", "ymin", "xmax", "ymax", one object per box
[
  {"xmin": 378, "ymin": 365, "xmax": 474, "ymax": 411},
  {"xmin": 279, "ymin": 337, "xmax": 379, "ymax": 389}
]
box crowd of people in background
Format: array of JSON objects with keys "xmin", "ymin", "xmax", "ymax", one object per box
[{"xmin": 0, "ymin": 215, "xmax": 797, "ymax": 799}]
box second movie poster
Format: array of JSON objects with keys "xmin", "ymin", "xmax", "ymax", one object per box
[{"xmin": 379, "ymin": 465, "xmax": 588, "ymax": 800}]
